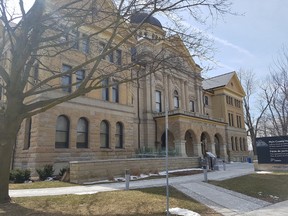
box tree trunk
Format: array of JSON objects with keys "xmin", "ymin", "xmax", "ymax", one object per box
[
  {"xmin": 0, "ymin": 115, "xmax": 21, "ymax": 203},
  {"xmin": 250, "ymin": 130, "xmax": 257, "ymax": 156}
]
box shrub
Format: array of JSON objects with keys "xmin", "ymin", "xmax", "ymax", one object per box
[
  {"xmin": 36, "ymin": 164, "xmax": 54, "ymax": 181},
  {"xmin": 10, "ymin": 169, "xmax": 31, "ymax": 183},
  {"xmin": 58, "ymin": 166, "xmax": 69, "ymax": 177}
]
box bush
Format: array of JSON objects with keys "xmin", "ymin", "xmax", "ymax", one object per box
[
  {"xmin": 36, "ymin": 164, "xmax": 54, "ymax": 181},
  {"xmin": 10, "ymin": 169, "xmax": 31, "ymax": 183},
  {"xmin": 58, "ymin": 166, "xmax": 69, "ymax": 177}
]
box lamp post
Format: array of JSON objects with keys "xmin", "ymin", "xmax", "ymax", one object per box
[{"xmin": 165, "ymin": 83, "xmax": 169, "ymax": 216}]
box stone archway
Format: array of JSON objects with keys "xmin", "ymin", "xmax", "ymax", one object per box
[
  {"xmin": 184, "ymin": 130, "xmax": 196, "ymax": 157},
  {"xmin": 161, "ymin": 130, "xmax": 175, "ymax": 150},
  {"xmin": 214, "ymin": 133, "xmax": 224, "ymax": 158}
]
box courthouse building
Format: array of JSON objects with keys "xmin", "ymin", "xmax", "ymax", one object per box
[{"xmin": 1, "ymin": 1, "xmax": 248, "ymax": 172}]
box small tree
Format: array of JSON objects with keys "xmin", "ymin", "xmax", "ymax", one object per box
[{"xmin": 36, "ymin": 164, "xmax": 55, "ymax": 181}]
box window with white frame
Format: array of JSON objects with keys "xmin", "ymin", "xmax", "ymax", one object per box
[
  {"xmin": 189, "ymin": 100, "xmax": 195, "ymax": 112},
  {"xmin": 173, "ymin": 90, "xmax": 179, "ymax": 108}
]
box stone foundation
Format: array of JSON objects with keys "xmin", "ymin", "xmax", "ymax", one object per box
[{"xmin": 70, "ymin": 157, "xmax": 200, "ymax": 184}]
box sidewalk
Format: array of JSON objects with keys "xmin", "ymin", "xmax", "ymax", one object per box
[{"xmin": 9, "ymin": 162, "xmax": 288, "ymax": 216}]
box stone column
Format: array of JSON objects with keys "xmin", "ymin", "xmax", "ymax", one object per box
[
  {"xmin": 195, "ymin": 143, "xmax": 203, "ymax": 157},
  {"xmin": 211, "ymin": 143, "xmax": 216, "ymax": 155},
  {"xmin": 220, "ymin": 143, "xmax": 227, "ymax": 159},
  {"xmin": 184, "ymin": 81, "xmax": 189, "ymax": 111},
  {"xmin": 174, "ymin": 139, "xmax": 187, "ymax": 157},
  {"xmin": 181, "ymin": 80, "xmax": 186, "ymax": 110}
]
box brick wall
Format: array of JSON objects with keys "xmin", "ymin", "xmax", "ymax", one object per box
[{"xmin": 70, "ymin": 157, "xmax": 200, "ymax": 184}]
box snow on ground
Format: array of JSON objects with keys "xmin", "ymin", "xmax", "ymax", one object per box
[
  {"xmin": 83, "ymin": 168, "xmax": 203, "ymax": 185},
  {"xmin": 169, "ymin": 207, "xmax": 201, "ymax": 216},
  {"xmin": 256, "ymin": 171, "xmax": 273, "ymax": 174},
  {"xmin": 159, "ymin": 168, "xmax": 203, "ymax": 175}
]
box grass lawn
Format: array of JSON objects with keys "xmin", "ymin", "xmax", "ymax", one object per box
[
  {"xmin": 209, "ymin": 173, "xmax": 288, "ymax": 203},
  {"xmin": 1, "ymin": 187, "xmax": 221, "ymax": 216},
  {"xmin": 9, "ymin": 181, "xmax": 76, "ymax": 190}
]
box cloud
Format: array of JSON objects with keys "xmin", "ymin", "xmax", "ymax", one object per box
[
  {"xmin": 178, "ymin": 19, "xmax": 255, "ymax": 59},
  {"xmin": 211, "ymin": 35, "xmax": 255, "ymax": 58}
]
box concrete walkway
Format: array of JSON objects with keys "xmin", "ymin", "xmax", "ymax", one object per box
[{"xmin": 9, "ymin": 162, "xmax": 288, "ymax": 216}]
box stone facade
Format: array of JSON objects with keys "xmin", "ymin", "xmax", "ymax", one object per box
[{"xmin": 8, "ymin": 1, "xmax": 248, "ymax": 175}]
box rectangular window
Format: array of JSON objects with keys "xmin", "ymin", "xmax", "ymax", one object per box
[
  {"xmin": 115, "ymin": 49, "xmax": 122, "ymax": 65},
  {"xmin": 82, "ymin": 34, "xmax": 90, "ymax": 54},
  {"xmin": 204, "ymin": 96, "xmax": 208, "ymax": 106},
  {"xmin": 76, "ymin": 70, "xmax": 85, "ymax": 89},
  {"xmin": 24, "ymin": 117, "xmax": 32, "ymax": 150},
  {"xmin": 189, "ymin": 100, "xmax": 195, "ymax": 112},
  {"xmin": 112, "ymin": 84, "xmax": 119, "ymax": 103},
  {"xmin": 155, "ymin": 90, "xmax": 162, "ymax": 112},
  {"xmin": 70, "ymin": 30, "xmax": 79, "ymax": 49},
  {"xmin": 61, "ymin": 64, "xmax": 72, "ymax": 93},
  {"xmin": 102, "ymin": 78, "xmax": 109, "ymax": 101},
  {"xmin": 228, "ymin": 113, "xmax": 234, "ymax": 127},
  {"xmin": 108, "ymin": 50, "xmax": 114, "ymax": 63},
  {"xmin": 99, "ymin": 42, "xmax": 106, "ymax": 59},
  {"xmin": 236, "ymin": 115, "xmax": 242, "ymax": 128},
  {"xmin": 131, "ymin": 47, "xmax": 137, "ymax": 62}
]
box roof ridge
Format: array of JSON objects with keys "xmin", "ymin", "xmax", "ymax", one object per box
[{"xmin": 205, "ymin": 71, "xmax": 235, "ymax": 80}]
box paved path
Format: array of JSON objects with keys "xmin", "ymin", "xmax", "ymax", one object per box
[{"xmin": 9, "ymin": 162, "xmax": 288, "ymax": 216}]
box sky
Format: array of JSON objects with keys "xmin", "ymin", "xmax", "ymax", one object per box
[
  {"xmin": 11, "ymin": 0, "xmax": 288, "ymax": 80},
  {"xmin": 194, "ymin": 0, "xmax": 288, "ymax": 79}
]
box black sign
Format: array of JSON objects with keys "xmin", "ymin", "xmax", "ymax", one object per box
[{"xmin": 256, "ymin": 136, "xmax": 288, "ymax": 164}]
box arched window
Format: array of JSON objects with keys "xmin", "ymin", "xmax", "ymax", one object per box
[
  {"xmin": 115, "ymin": 122, "xmax": 124, "ymax": 148},
  {"xmin": 231, "ymin": 137, "xmax": 234, "ymax": 151},
  {"xmin": 77, "ymin": 118, "xmax": 89, "ymax": 148},
  {"xmin": 100, "ymin": 120, "xmax": 109, "ymax": 148},
  {"xmin": 55, "ymin": 115, "xmax": 69, "ymax": 148},
  {"xmin": 173, "ymin": 90, "xmax": 179, "ymax": 108}
]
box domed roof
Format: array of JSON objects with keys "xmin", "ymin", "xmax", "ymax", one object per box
[{"xmin": 130, "ymin": 13, "xmax": 162, "ymax": 29}]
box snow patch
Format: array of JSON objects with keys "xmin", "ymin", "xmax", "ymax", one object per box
[
  {"xmin": 74, "ymin": 191, "xmax": 99, "ymax": 195},
  {"xmin": 256, "ymin": 171, "xmax": 273, "ymax": 174},
  {"xmin": 169, "ymin": 207, "xmax": 201, "ymax": 216}
]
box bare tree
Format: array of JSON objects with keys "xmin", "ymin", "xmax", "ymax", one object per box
[
  {"xmin": 264, "ymin": 45, "xmax": 288, "ymax": 136},
  {"xmin": 0, "ymin": 0, "xmax": 232, "ymax": 203},
  {"xmin": 238, "ymin": 69, "xmax": 273, "ymax": 155}
]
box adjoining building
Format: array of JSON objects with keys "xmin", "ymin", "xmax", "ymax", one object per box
[{"xmin": 2, "ymin": 1, "xmax": 248, "ymax": 173}]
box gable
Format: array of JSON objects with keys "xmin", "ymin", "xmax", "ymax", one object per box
[
  {"xmin": 226, "ymin": 73, "xmax": 246, "ymax": 97},
  {"xmin": 164, "ymin": 35, "xmax": 202, "ymax": 73},
  {"xmin": 203, "ymin": 72, "xmax": 246, "ymax": 97}
]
